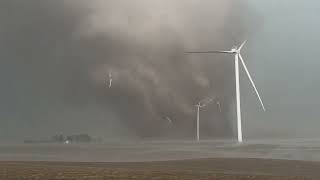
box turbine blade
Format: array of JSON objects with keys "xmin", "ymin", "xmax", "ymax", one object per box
[
  {"xmin": 185, "ymin": 50, "xmax": 233, "ymax": 54},
  {"xmin": 238, "ymin": 40, "xmax": 247, "ymax": 51},
  {"xmin": 239, "ymin": 54, "xmax": 266, "ymax": 111},
  {"xmin": 108, "ymin": 72, "xmax": 112, "ymax": 88},
  {"xmin": 109, "ymin": 79, "xmax": 112, "ymax": 88}
]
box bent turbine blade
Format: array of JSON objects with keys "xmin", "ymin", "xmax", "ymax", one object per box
[
  {"xmin": 239, "ymin": 54, "xmax": 266, "ymax": 111},
  {"xmin": 238, "ymin": 40, "xmax": 247, "ymax": 51}
]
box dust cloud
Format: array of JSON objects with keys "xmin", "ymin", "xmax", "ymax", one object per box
[{"xmin": 0, "ymin": 0, "xmax": 260, "ymax": 141}]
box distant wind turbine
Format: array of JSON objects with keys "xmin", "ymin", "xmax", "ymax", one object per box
[
  {"xmin": 195, "ymin": 98, "xmax": 213, "ymax": 142},
  {"xmin": 186, "ymin": 40, "xmax": 266, "ymax": 143}
]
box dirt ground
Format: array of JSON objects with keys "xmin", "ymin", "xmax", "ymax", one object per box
[{"xmin": 1, "ymin": 158, "xmax": 320, "ymax": 179}]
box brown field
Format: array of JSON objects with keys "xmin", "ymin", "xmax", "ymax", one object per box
[{"xmin": 1, "ymin": 158, "xmax": 320, "ymax": 180}]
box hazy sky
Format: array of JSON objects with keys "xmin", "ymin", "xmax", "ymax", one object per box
[
  {"xmin": 0, "ymin": 0, "xmax": 319, "ymax": 141},
  {"xmin": 242, "ymin": 0, "xmax": 320, "ymax": 138}
]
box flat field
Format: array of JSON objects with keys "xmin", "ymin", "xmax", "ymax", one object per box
[{"xmin": 1, "ymin": 158, "xmax": 320, "ymax": 179}]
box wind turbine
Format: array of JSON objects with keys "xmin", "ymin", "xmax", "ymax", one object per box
[
  {"xmin": 186, "ymin": 40, "xmax": 265, "ymax": 143},
  {"xmin": 195, "ymin": 98, "xmax": 213, "ymax": 142}
]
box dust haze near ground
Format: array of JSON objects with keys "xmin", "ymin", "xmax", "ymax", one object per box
[
  {"xmin": 2, "ymin": 139, "xmax": 320, "ymax": 162},
  {"xmin": 0, "ymin": 0, "xmax": 261, "ymax": 141}
]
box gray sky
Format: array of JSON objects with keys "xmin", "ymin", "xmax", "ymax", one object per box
[
  {"xmin": 0, "ymin": 0, "xmax": 319, "ymax": 141},
  {"xmin": 242, "ymin": 0, "xmax": 320, "ymax": 139}
]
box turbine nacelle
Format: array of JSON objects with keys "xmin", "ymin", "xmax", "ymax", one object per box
[{"xmin": 231, "ymin": 46, "xmax": 238, "ymax": 53}]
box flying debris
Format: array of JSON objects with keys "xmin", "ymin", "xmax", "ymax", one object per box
[
  {"xmin": 186, "ymin": 40, "xmax": 266, "ymax": 143},
  {"xmin": 108, "ymin": 72, "xmax": 112, "ymax": 88},
  {"xmin": 164, "ymin": 116, "xmax": 172, "ymax": 124},
  {"xmin": 195, "ymin": 97, "xmax": 213, "ymax": 142}
]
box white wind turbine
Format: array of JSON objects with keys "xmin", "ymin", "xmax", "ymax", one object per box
[
  {"xmin": 195, "ymin": 98, "xmax": 213, "ymax": 142},
  {"xmin": 186, "ymin": 41, "xmax": 265, "ymax": 143}
]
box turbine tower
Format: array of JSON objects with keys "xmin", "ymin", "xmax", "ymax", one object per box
[
  {"xmin": 195, "ymin": 98, "xmax": 213, "ymax": 142},
  {"xmin": 186, "ymin": 41, "xmax": 265, "ymax": 143}
]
